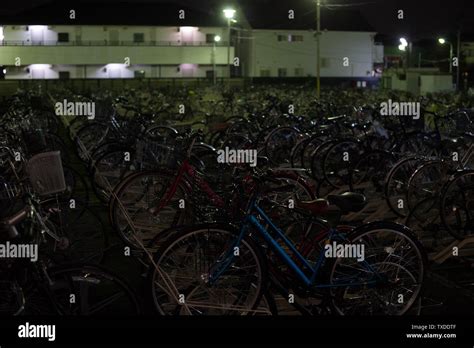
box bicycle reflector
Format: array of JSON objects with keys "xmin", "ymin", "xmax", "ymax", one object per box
[{"xmin": 26, "ymin": 151, "xmax": 66, "ymax": 196}]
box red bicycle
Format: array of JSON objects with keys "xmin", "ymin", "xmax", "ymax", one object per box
[{"xmin": 108, "ymin": 133, "xmax": 316, "ymax": 249}]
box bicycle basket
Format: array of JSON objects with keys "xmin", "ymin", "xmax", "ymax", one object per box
[
  {"xmin": 137, "ymin": 140, "xmax": 179, "ymax": 169},
  {"xmin": 26, "ymin": 151, "xmax": 66, "ymax": 196}
]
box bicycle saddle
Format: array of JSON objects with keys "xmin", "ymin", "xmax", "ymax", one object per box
[
  {"xmin": 296, "ymin": 199, "xmax": 329, "ymax": 215},
  {"xmin": 327, "ymin": 192, "xmax": 366, "ymax": 213}
]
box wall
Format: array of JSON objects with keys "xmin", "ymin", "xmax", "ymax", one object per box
[
  {"xmin": 0, "ymin": 45, "xmax": 232, "ymax": 65},
  {"xmin": 0, "ymin": 25, "xmax": 380, "ymax": 80},
  {"xmin": 2, "ymin": 25, "xmax": 229, "ymax": 44},
  {"xmin": 420, "ymin": 75, "xmax": 454, "ymax": 95},
  {"xmin": 4, "ymin": 64, "xmax": 228, "ymax": 79},
  {"xmin": 250, "ymin": 30, "xmax": 377, "ymax": 78}
]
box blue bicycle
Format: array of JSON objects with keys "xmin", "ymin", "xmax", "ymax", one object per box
[{"xmin": 148, "ymin": 173, "xmax": 427, "ymax": 315}]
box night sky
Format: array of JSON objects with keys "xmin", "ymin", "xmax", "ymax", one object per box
[{"xmin": 0, "ymin": 0, "xmax": 472, "ymax": 42}]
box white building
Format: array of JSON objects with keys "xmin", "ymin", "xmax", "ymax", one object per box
[
  {"xmin": 0, "ymin": 25, "xmax": 232, "ymax": 79},
  {"xmin": 250, "ymin": 29, "xmax": 382, "ymax": 78},
  {"xmin": 0, "ymin": 4, "xmax": 383, "ymax": 81}
]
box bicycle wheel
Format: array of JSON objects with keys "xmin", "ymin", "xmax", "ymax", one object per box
[
  {"xmin": 144, "ymin": 125, "xmax": 179, "ymax": 143},
  {"xmin": 75, "ymin": 123, "xmax": 113, "ymax": 162},
  {"xmin": 109, "ymin": 170, "xmax": 191, "ymax": 249},
  {"xmin": 327, "ymin": 222, "xmax": 426, "ymax": 315},
  {"xmin": 264, "ymin": 126, "xmax": 301, "ymax": 166},
  {"xmin": 405, "ymin": 197, "xmax": 452, "ymax": 251},
  {"xmin": 384, "ymin": 156, "xmax": 423, "ymax": 218},
  {"xmin": 302, "ymin": 135, "xmax": 325, "ymax": 171},
  {"xmin": 290, "ymin": 136, "xmax": 310, "ymax": 168},
  {"xmin": 148, "ymin": 224, "xmax": 266, "ymax": 315},
  {"xmin": 38, "ymin": 197, "xmax": 107, "ymax": 264},
  {"xmin": 352, "ymin": 150, "xmax": 397, "ymax": 194},
  {"xmin": 92, "ymin": 147, "xmax": 132, "ymax": 202},
  {"xmin": 440, "ymin": 170, "xmax": 474, "ymax": 239},
  {"xmin": 322, "ymin": 139, "xmax": 363, "ymax": 189},
  {"xmin": 406, "ymin": 160, "xmax": 451, "ymax": 215},
  {"xmin": 24, "ymin": 264, "xmax": 141, "ymax": 315}
]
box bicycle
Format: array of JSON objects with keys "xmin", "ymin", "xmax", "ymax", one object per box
[{"xmin": 148, "ymin": 171, "xmax": 427, "ymax": 315}]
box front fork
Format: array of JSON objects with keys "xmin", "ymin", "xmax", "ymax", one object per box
[{"xmin": 208, "ymin": 222, "xmax": 249, "ymax": 286}]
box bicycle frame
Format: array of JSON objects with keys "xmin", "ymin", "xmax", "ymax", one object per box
[
  {"xmin": 209, "ymin": 195, "xmax": 380, "ymax": 289},
  {"xmin": 154, "ymin": 158, "xmax": 225, "ymax": 213}
]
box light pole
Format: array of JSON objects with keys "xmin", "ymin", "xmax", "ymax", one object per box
[
  {"xmin": 456, "ymin": 30, "xmax": 461, "ymax": 91},
  {"xmin": 223, "ymin": 8, "xmax": 236, "ymax": 79},
  {"xmin": 213, "ymin": 35, "xmax": 221, "ymax": 85},
  {"xmin": 438, "ymin": 37, "xmax": 453, "ymax": 74},
  {"xmin": 316, "ymin": 0, "xmax": 321, "ymax": 98},
  {"xmin": 398, "ymin": 38, "xmax": 409, "ymax": 74}
]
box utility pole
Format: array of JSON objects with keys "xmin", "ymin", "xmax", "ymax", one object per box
[
  {"xmin": 449, "ymin": 43, "xmax": 453, "ymax": 74},
  {"xmin": 212, "ymin": 41, "xmax": 217, "ymax": 85},
  {"xmin": 227, "ymin": 18, "xmax": 231, "ymax": 78},
  {"xmin": 456, "ymin": 29, "xmax": 461, "ymax": 91},
  {"xmin": 316, "ymin": 0, "xmax": 321, "ymax": 98}
]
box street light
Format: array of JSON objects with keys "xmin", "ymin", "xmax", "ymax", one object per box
[
  {"xmin": 438, "ymin": 37, "xmax": 453, "ymax": 74},
  {"xmin": 398, "ymin": 38, "xmax": 410, "ymax": 74},
  {"xmin": 223, "ymin": 8, "xmax": 236, "ymax": 79},
  {"xmin": 223, "ymin": 9, "xmax": 236, "ymax": 19},
  {"xmin": 213, "ymin": 35, "xmax": 221, "ymax": 85}
]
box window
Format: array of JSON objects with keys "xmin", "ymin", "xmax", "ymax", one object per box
[
  {"xmin": 321, "ymin": 58, "xmax": 330, "ymax": 68},
  {"xmin": 206, "ymin": 70, "xmax": 214, "ymax": 79},
  {"xmin": 289, "ymin": 35, "xmax": 303, "ymax": 42},
  {"xmin": 58, "ymin": 71, "xmax": 70, "ymax": 79},
  {"xmin": 295, "ymin": 67, "xmax": 304, "ymax": 77},
  {"xmin": 278, "ymin": 68, "xmax": 287, "ymax": 77},
  {"xmin": 133, "ymin": 33, "xmax": 144, "ymax": 43},
  {"xmin": 260, "ymin": 69, "xmax": 271, "ymax": 77},
  {"xmin": 206, "ymin": 34, "xmax": 215, "ymax": 43},
  {"xmin": 278, "ymin": 34, "xmax": 303, "ymax": 42},
  {"xmin": 134, "ymin": 70, "xmax": 145, "ymax": 78},
  {"xmin": 57, "ymin": 33, "xmax": 69, "ymax": 42}
]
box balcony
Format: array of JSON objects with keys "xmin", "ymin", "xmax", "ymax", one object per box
[
  {"xmin": 0, "ymin": 40, "xmax": 230, "ymax": 47},
  {"xmin": 0, "ymin": 43, "xmax": 233, "ymax": 65}
]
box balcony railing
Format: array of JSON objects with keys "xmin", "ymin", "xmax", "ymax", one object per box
[{"xmin": 0, "ymin": 40, "xmax": 229, "ymax": 47}]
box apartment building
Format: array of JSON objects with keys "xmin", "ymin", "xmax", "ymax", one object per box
[
  {"xmin": 0, "ymin": 1, "xmax": 383, "ymax": 81},
  {"xmin": 0, "ymin": 25, "xmax": 232, "ymax": 79}
]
